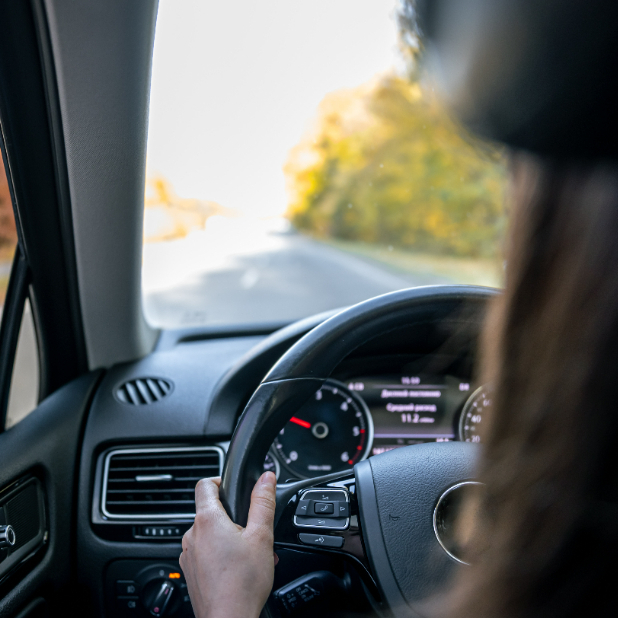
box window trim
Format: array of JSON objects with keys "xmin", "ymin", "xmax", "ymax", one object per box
[{"xmin": 0, "ymin": 0, "xmax": 90, "ymax": 402}]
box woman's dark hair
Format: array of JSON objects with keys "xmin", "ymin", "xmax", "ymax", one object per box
[{"xmin": 449, "ymin": 155, "xmax": 618, "ymax": 617}]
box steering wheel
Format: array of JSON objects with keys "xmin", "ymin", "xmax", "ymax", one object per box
[{"xmin": 220, "ymin": 285, "xmax": 495, "ymax": 617}]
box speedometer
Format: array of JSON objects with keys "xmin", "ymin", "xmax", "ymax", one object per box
[
  {"xmin": 458, "ymin": 385, "xmax": 491, "ymax": 443},
  {"xmin": 274, "ymin": 380, "xmax": 374, "ymax": 479}
]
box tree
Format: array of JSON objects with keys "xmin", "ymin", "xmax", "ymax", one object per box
[
  {"xmin": 0, "ymin": 156, "xmax": 17, "ymax": 250},
  {"xmin": 285, "ymin": 74, "xmax": 507, "ymax": 259}
]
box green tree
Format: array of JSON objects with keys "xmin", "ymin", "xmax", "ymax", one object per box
[{"xmin": 285, "ymin": 75, "xmax": 507, "ymax": 259}]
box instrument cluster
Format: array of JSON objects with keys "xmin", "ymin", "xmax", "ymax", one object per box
[{"xmin": 270, "ymin": 375, "xmax": 490, "ymax": 480}]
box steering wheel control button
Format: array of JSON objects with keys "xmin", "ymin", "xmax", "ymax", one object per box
[
  {"xmin": 309, "ymin": 490, "xmax": 347, "ymax": 502},
  {"xmin": 336, "ymin": 502, "xmax": 350, "ymax": 517},
  {"xmin": 314, "ymin": 502, "xmax": 334, "ymax": 515},
  {"xmin": 116, "ymin": 581, "xmax": 138, "ymax": 596},
  {"xmin": 295, "ymin": 515, "xmax": 347, "ymax": 529},
  {"xmin": 294, "ymin": 499, "xmax": 311, "ymax": 516},
  {"xmin": 294, "ymin": 488, "xmax": 350, "ymax": 530},
  {"xmin": 299, "ymin": 533, "xmax": 344, "ymax": 548}
]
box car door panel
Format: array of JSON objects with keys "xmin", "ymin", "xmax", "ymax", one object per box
[{"xmin": 0, "ymin": 371, "xmax": 101, "ymax": 617}]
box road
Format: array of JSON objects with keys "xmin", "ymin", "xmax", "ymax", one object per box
[
  {"xmin": 143, "ymin": 218, "xmax": 452, "ymax": 328},
  {"xmin": 2, "ymin": 300, "xmax": 39, "ymax": 427}
]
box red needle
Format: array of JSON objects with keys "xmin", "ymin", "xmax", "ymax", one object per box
[{"xmin": 290, "ymin": 416, "xmax": 311, "ymax": 429}]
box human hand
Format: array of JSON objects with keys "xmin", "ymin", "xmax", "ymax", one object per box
[{"xmin": 179, "ymin": 472, "xmax": 278, "ymax": 618}]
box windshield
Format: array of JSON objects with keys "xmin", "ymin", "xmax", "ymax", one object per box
[{"xmin": 143, "ymin": 0, "xmax": 507, "ymax": 328}]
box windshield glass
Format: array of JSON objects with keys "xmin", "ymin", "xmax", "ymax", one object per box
[{"xmin": 143, "ymin": 0, "xmax": 507, "ymax": 328}]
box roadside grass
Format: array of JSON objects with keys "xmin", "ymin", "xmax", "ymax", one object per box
[
  {"xmin": 318, "ymin": 237, "xmax": 504, "ymax": 288},
  {"xmin": 0, "ymin": 274, "xmax": 9, "ymax": 306},
  {"xmin": 0, "ymin": 247, "xmax": 15, "ymax": 306}
]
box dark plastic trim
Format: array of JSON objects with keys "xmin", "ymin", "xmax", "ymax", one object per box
[
  {"xmin": 0, "ymin": 476, "xmax": 47, "ymax": 588},
  {"xmin": 263, "ymin": 286, "xmax": 494, "ymax": 382},
  {"xmin": 14, "ymin": 597, "xmax": 47, "ymax": 618},
  {"xmin": 0, "ymin": 0, "xmax": 88, "ymax": 397},
  {"xmin": 30, "ymin": 0, "xmax": 87, "ymax": 372},
  {"xmin": 156, "ymin": 322, "xmax": 297, "ymax": 351},
  {"xmin": 0, "ymin": 370, "xmax": 103, "ymax": 616}
]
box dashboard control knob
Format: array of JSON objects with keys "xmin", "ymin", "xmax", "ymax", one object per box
[
  {"xmin": 0, "ymin": 525, "xmax": 16, "ymax": 548},
  {"xmin": 143, "ymin": 579, "xmax": 176, "ymax": 616}
]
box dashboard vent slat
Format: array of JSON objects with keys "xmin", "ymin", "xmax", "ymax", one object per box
[
  {"xmin": 115, "ymin": 378, "xmax": 173, "ymax": 405},
  {"xmin": 102, "ymin": 447, "xmax": 223, "ymax": 519}
]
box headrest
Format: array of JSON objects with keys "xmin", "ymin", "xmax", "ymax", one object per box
[{"xmin": 416, "ymin": 0, "xmax": 618, "ymax": 159}]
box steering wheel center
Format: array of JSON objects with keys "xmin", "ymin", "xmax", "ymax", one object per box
[{"xmin": 433, "ymin": 481, "xmax": 484, "ymax": 565}]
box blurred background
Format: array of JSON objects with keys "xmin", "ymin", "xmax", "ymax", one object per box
[
  {"xmin": 0, "ymin": 156, "xmax": 16, "ymax": 301},
  {"xmin": 0, "ymin": 0, "xmax": 509, "ymax": 423},
  {"xmin": 0, "ymin": 155, "xmax": 38, "ymax": 427},
  {"xmin": 138, "ymin": 0, "xmax": 509, "ymax": 327}
]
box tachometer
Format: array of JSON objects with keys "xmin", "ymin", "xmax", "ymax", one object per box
[
  {"xmin": 274, "ymin": 380, "xmax": 374, "ymax": 479},
  {"xmin": 458, "ymin": 385, "xmax": 491, "ymax": 443},
  {"xmin": 263, "ymin": 452, "xmax": 280, "ymax": 480}
]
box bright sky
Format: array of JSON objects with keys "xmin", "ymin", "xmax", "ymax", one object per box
[{"xmin": 147, "ymin": 0, "xmax": 401, "ymax": 217}]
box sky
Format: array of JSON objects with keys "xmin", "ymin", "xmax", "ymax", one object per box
[{"xmin": 146, "ymin": 0, "xmax": 401, "ymax": 217}]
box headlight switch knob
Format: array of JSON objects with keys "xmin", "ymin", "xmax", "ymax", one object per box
[{"xmin": 142, "ymin": 579, "xmax": 176, "ymax": 616}]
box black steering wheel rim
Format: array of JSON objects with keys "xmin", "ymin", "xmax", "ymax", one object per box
[{"xmin": 220, "ymin": 285, "xmax": 495, "ymax": 614}]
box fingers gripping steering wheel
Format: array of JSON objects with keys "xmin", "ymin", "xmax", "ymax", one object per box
[{"xmin": 220, "ymin": 286, "xmax": 493, "ymax": 616}]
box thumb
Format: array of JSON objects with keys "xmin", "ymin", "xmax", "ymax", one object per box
[{"xmin": 246, "ymin": 472, "xmax": 277, "ymax": 536}]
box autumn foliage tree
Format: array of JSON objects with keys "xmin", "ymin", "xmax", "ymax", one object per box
[
  {"xmin": 143, "ymin": 174, "xmax": 232, "ymax": 242},
  {"xmin": 285, "ymin": 75, "xmax": 507, "ymax": 258},
  {"xmin": 0, "ymin": 156, "xmax": 17, "ymax": 251}
]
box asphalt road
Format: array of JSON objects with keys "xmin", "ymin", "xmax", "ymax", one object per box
[{"xmin": 143, "ymin": 218, "xmax": 451, "ymax": 328}]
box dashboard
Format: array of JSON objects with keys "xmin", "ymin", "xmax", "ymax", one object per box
[
  {"xmin": 72, "ymin": 298, "xmax": 491, "ymax": 617},
  {"xmin": 270, "ymin": 375, "xmax": 487, "ymax": 480}
]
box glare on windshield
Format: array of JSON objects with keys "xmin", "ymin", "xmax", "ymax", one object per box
[{"xmin": 143, "ymin": 0, "xmax": 507, "ymax": 328}]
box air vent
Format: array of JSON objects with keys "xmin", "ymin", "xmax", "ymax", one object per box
[
  {"xmin": 115, "ymin": 377, "xmax": 173, "ymax": 405},
  {"xmin": 101, "ymin": 447, "xmax": 223, "ymax": 519}
]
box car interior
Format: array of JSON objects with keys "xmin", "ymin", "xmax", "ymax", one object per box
[{"xmin": 0, "ymin": 0, "xmax": 602, "ymax": 617}]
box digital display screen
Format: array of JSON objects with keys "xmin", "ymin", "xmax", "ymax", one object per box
[{"xmin": 346, "ymin": 375, "xmax": 472, "ymax": 455}]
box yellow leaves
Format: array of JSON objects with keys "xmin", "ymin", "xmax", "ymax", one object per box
[
  {"xmin": 146, "ymin": 175, "xmax": 176, "ymax": 208},
  {"xmin": 408, "ymin": 82, "xmax": 422, "ymax": 102},
  {"xmin": 285, "ymin": 72, "xmax": 508, "ymax": 258},
  {"xmin": 143, "ymin": 175, "xmax": 231, "ymax": 243},
  {"xmin": 425, "ymin": 210, "xmax": 450, "ymax": 239}
]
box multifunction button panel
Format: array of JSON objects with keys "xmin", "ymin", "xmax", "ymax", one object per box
[{"xmin": 294, "ymin": 489, "xmax": 350, "ymax": 531}]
